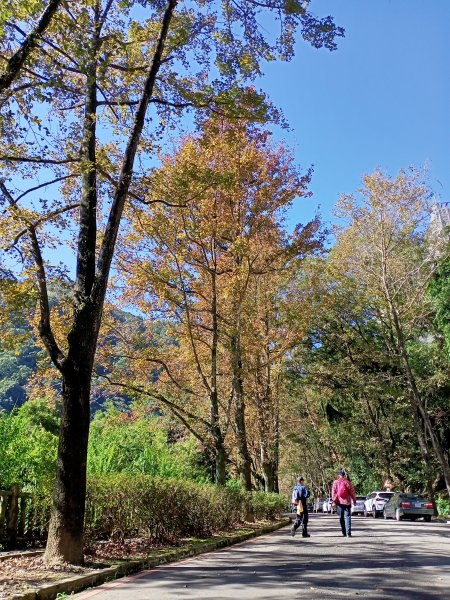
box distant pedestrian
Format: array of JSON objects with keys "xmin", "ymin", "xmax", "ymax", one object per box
[
  {"xmin": 332, "ymin": 469, "xmax": 356, "ymax": 537},
  {"xmin": 291, "ymin": 476, "xmax": 311, "ymax": 538}
]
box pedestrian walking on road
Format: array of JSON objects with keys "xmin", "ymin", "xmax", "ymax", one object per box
[
  {"xmin": 332, "ymin": 469, "xmax": 356, "ymax": 537},
  {"xmin": 291, "ymin": 476, "xmax": 311, "ymax": 538}
]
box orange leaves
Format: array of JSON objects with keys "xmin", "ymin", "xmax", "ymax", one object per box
[{"xmin": 111, "ymin": 117, "xmax": 323, "ymax": 482}]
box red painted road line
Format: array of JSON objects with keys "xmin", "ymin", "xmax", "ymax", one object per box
[{"xmin": 76, "ymin": 527, "xmax": 288, "ymax": 599}]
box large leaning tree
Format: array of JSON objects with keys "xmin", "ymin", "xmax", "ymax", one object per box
[{"xmin": 0, "ymin": 0, "xmax": 343, "ymax": 565}]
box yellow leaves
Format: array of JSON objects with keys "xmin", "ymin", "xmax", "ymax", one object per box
[{"xmin": 238, "ymin": 52, "xmax": 257, "ymax": 76}]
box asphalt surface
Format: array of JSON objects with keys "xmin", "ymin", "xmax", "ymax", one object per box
[{"xmin": 74, "ymin": 513, "xmax": 450, "ymax": 600}]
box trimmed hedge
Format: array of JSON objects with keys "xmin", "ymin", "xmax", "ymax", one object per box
[{"xmin": 84, "ymin": 474, "xmax": 286, "ymax": 542}]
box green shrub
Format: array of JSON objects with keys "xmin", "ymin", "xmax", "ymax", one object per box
[
  {"xmin": 249, "ymin": 491, "xmax": 287, "ymax": 520},
  {"xmin": 436, "ymin": 496, "xmax": 450, "ymax": 518},
  {"xmin": 87, "ymin": 407, "xmax": 208, "ymax": 481},
  {"xmin": 0, "ymin": 400, "xmax": 58, "ymax": 490},
  {"xmin": 84, "ymin": 475, "xmax": 286, "ymax": 543}
]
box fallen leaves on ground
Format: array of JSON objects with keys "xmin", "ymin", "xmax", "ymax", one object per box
[
  {"xmin": 1, "ymin": 521, "xmax": 277, "ymax": 599},
  {"xmin": 0, "ymin": 537, "xmax": 172, "ymax": 599}
]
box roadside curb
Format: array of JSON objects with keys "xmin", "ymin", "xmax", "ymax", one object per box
[{"xmin": 8, "ymin": 519, "xmax": 291, "ymax": 600}]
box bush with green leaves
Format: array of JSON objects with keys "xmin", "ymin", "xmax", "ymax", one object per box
[
  {"xmin": 436, "ymin": 496, "xmax": 450, "ymax": 518},
  {"xmin": 84, "ymin": 474, "xmax": 286, "ymax": 543},
  {"xmin": 0, "ymin": 398, "xmax": 58, "ymax": 491},
  {"xmin": 87, "ymin": 405, "xmax": 208, "ymax": 481},
  {"xmin": 250, "ymin": 491, "xmax": 287, "ymax": 521}
]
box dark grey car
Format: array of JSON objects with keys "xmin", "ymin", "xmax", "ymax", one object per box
[{"xmin": 383, "ymin": 493, "xmax": 433, "ymax": 522}]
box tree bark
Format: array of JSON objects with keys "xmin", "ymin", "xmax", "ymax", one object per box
[
  {"xmin": 260, "ymin": 445, "xmax": 274, "ymax": 492},
  {"xmin": 0, "ymin": 0, "xmax": 62, "ymax": 93},
  {"xmin": 210, "ymin": 269, "xmax": 226, "ymax": 485},
  {"xmin": 231, "ymin": 330, "xmax": 252, "ymax": 491},
  {"xmin": 388, "ymin": 295, "xmax": 450, "ymax": 496},
  {"xmin": 42, "ymin": 0, "xmax": 178, "ymax": 564},
  {"xmin": 214, "ymin": 440, "xmax": 226, "ymax": 486},
  {"xmin": 44, "ymin": 360, "xmax": 92, "ymax": 564}
]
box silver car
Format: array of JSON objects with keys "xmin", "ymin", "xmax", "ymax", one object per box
[
  {"xmin": 383, "ymin": 493, "xmax": 434, "ymax": 521},
  {"xmin": 351, "ymin": 496, "xmax": 366, "ymax": 515},
  {"xmin": 314, "ymin": 497, "xmax": 325, "ymax": 512}
]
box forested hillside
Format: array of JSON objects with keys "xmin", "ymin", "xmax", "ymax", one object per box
[{"xmin": 0, "ymin": 294, "xmax": 150, "ymax": 413}]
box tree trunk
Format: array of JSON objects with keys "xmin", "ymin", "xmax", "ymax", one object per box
[
  {"xmin": 390, "ymin": 303, "xmax": 450, "ymax": 496},
  {"xmin": 210, "ymin": 270, "xmax": 226, "ymax": 485},
  {"xmin": 214, "ymin": 437, "xmax": 226, "ymax": 486},
  {"xmin": 44, "ymin": 359, "xmax": 92, "ymax": 564},
  {"xmin": 260, "ymin": 446, "xmax": 274, "ymax": 492},
  {"xmin": 256, "ymin": 319, "xmax": 280, "ymax": 493},
  {"xmin": 379, "ymin": 243, "xmax": 450, "ymax": 497},
  {"xmin": 412, "ymin": 404, "xmax": 437, "ymax": 510},
  {"xmin": 0, "ymin": 0, "xmax": 62, "ymax": 92},
  {"xmin": 29, "ymin": 0, "xmax": 178, "ymax": 566},
  {"xmin": 231, "ymin": 331, "xmax": 252, "ymax": 491},
  {"xmin": 45, "ymin": 298, "xmax": 101, "ymax": 564}
]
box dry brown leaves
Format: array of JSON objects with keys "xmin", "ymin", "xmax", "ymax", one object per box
[{"xmin": 0, "ymin": 538, "xmax": 168, "ymax": 599}]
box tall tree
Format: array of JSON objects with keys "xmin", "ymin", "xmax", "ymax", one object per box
[
  {"xmin": 333, "ymin": 169, "xmax": 450, "ymax": 495},
  {"xmin": 284, "ymin": 256, "xmax": 427, "ymax": 494},
  {"xmin": 111, "ymin": 119, "xmax": 320, "ymax": 488},
  {"xmin": 0, "ymin": 0, "xmax": 343, "ymax": 564}
]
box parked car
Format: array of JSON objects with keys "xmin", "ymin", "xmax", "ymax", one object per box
[
  {"xmin": 364, "ymin": 491, "xmax": 394, "ymax": 518},
  {"xmin": 383, "ymin": 493, "xmax": 433, "ymax": 522},
  {"xmin": 351, "ymin": 496, "xmax": 366, "ymax": 515},
  {"xmin": 322, "ymin": 498, "xmax": 336, "ymax": 514},
  {"xmin": 313, "ymin": 497, "xmax": 325, "ymax": 512}
]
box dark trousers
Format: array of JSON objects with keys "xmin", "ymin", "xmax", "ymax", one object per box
[
  {"xmin": 337, "ymin": 504, "xmax": 351, "ymax": 536},
  {"xmin": 293, "ymin": 509, "xmax": 309, "ymax": 535}
]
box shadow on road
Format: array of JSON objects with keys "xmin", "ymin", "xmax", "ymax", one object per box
[{"xmin": 78, "ymin": 515, "xmax": 450, "ymax": 600}]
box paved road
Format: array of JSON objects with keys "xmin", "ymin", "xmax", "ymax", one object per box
[{"xmin": 75, "ymin": 514, "xmax": 450, "ymax": 600}]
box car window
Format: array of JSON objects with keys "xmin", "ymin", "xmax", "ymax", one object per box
[
  {"xmin": 379, "ymin": 492, "xmax": 394, "ymax": 498},
  {"xmin": 356, "ymin": 496, "xmax": 365, "ymax": 501}
]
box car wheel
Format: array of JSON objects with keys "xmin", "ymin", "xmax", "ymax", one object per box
[
  {"xmin": 372, "ymin": 507, "xmax": 377, "ymax": 518},
  {"xmin": 363, "ymin": 508, "xmax": 368, "ymax": 518},
  {"xmin": 383, "ymin": 509, "xmax": 388, "ymax": 519},
  {"xmin": 424, "ymin": 515, "xmax": 431, "ymax": 522},
  {"xmin": 395, "ymin": 509, "xmax": 403, "ymax": 521}
]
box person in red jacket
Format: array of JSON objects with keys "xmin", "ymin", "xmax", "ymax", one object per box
[{"xmin": 332, "ymin": 469, "xmax": 356, "ymax": 537}]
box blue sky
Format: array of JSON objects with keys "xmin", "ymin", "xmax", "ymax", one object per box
[{"xmin": 260, "ymin": 0, "xmax": 450, "ymax": 229}]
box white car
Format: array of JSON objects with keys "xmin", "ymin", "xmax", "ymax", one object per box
[
  {"xmin": 313, "ymin": 497, "xmax": 325, "ymax": 512},
  {"xmin": 322, "ymin": 498, "xmax": 335, "ymax": 514},
  {"xmin": 364, "ymin": 491, "xmax": 394, "ymax": 518}
]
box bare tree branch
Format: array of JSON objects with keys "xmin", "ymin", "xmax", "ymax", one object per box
[
  {"xmin": 0, "ymin": 155, "xmax": 78, "ymax": 165},
  {"xmin": 0, "ymin": 0, "xmax": 63, "ymax": 92},
  {"xmin": 15, "ymin": 174, "xmax": 77, "ymax": 201},
  {"xmin": 3, "ymin": 202, "xmax": 80, "ymax": 251},
  {"xmin": 0, "ymin": 180, "xmax": 66, "ymax": 370},
  {"xmin": 93, "ymin": 0, "xmax": 178, "ymax": 303}
]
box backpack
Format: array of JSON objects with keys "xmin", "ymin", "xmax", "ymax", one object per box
[
  {"xmin": 337, "ymin": 478, "xmax": 348, "ymax": 499},
  {"xmin": 291, "ymin": 486, "xmax": 300, "ymax": 505}
]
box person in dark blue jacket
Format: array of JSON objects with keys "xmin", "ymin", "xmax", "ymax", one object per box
[{"xmin": 291, "ymin": 476, "xmax": 311, "ymax": 538}]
